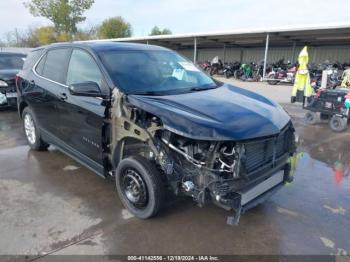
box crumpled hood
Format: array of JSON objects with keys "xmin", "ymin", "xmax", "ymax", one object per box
[{"xmin": 127, "ymin": 84, "xmax": 291, "ymax": 141}]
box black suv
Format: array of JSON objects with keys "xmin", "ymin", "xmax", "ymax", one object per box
[
  {"xmin": 0, "ymin": 52, "xmax": 26, "ymax": 108},
  {"xmin": 17, "ymin": 42, "xmax": 296, "ymax": 224}
]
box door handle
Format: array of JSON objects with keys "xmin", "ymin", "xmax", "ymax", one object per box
[{"xmin": 57, "ymin": 92, "xmax": 68, "ymax": 101}]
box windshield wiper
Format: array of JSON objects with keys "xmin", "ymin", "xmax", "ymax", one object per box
[
  {"xmin": 133, "ymin": 91, "xmax": 162, "ymax": 96},
  {"xmin": 190, "ymin": 86, "xmax": 217, "ymax": 92}
]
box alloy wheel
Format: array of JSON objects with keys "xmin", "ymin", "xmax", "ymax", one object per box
[{"xmin": 24, "ymin": 113, "xmax": 36, "ymax": 144}]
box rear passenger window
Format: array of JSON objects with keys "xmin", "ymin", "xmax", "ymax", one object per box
[
  {"xmin": 66, "ymin": 49, "xmax": 103, "ymax": 87},
  {"xmin": 42, "ymin": 48, "xmax": 71, "ymax": 84},
  {"xmin": 23, "ymin": 49, "xmax": 43, "ymax": 70},
  {"xmin": 35, "ymin": 54, "xmax": 46, "ymax": 75}
]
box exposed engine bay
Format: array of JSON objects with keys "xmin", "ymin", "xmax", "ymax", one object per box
[{"xmin": 110, "ymin": 89, "xmax": 296, "ymax": 225}]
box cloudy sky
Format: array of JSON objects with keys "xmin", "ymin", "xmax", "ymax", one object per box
[{"xmin": 1, "ymin": 0, "xmax": 350, "ymax": 38}]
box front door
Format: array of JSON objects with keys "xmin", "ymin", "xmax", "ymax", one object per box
[{"xmin": 56, "ymin": 48, "xmax": 107, "ymax": 165}]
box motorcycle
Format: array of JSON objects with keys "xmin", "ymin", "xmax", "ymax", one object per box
[
  {"xmin": 267, "ymin": 62, "xmax": 297, "ymax": 85},
  {"xmin": 199, "ymin": 60, "xmax": 212, "ymax": 74},
  {"xmin": 209, "ymin": 56, "xmax": 224, "ymax": 76},
  {"xmin": 310, "ymin": 69, "xmax": 322, "ymax": 91},
  {"xmin": 325, "ymin": 64, "xmax": 342, "ymax": 89},
  {"xmin": 223, "ymin": 62, "xmax": 240, "ymax": 78},
  {"xmin": 309, "ymin": 63, "xmax": 342, "ymax": 91}
]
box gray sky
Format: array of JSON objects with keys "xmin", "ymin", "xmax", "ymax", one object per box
[{"xmin": 1, "ymin": 0, "xmax": 350, "ymax": 38}]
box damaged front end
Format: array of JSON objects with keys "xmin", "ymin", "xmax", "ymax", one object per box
[
  {"xmin": 156, "ymin": 125, "xmax": 296, "ymax": 225},
  {"xmin": 110, "ymin": 89, "xmax": 296, "ymax": 225}
]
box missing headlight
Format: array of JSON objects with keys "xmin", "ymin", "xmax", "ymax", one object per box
[
  {"xmin": 160, "ymin": 131, "xmax": 241, "ymax": 178},
  {"xmin": 214, "ymin": 143, "xmax": 243, "ymax": 178}
]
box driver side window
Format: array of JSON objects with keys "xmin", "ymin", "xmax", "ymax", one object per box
[{"xmin": 66, "ymin": 49, "xmax": 103, "ymax": 87}]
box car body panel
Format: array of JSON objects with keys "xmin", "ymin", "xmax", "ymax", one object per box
[
  {"xmin": 128, "ymin": 84, "xmax": 290, "ymax": 141},
  {"xmin": 0, "ymin": 52, "xmax": 26, "ymax": 107},
  {"xmin": 0, "ymin": 69, "xmax": 20, "ymax": 107}
]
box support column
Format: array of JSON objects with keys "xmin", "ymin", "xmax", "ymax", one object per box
[
  {"xmin": 223, "ymin": 44, "xmax": 227, "ymax": 63},
  {"xmin": 291, "ymin": 40, "xmax": 296, "ymax": 63},
  {"xmin": 262, "ymin": 33, "xmax": 270, "ymax": 80},
  {"xmin": 239, "ymin": 49, "xmax": 244, "ymax": 63},
  {"xmin": 193, "ymin": 37, "xmax": 197, "ymax": 64}
]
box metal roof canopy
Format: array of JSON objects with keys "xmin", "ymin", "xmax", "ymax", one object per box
[
  {"xmin": 88, "ymin": 23, "xmax": 350, "ymax": 79},
  {"xmin": 94, "ymin": 23, "xmax": 350, "ymax": 49}
]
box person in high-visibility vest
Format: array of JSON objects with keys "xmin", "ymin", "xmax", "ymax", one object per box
[{"xmin": 291, "ymin": 46, "xmax": 313, "ymax": 103}]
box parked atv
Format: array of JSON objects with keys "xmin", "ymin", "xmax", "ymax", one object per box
[{"xmin": 304, "ymin": 88, "xmax": 350, "ymax": 132}]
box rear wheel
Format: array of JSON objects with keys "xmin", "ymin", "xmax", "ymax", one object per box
[
  {"xmin": 329, "ymin": 116, "xmax": 348, "ymax": 132},
  {"xmin": 304, "ymin": 111, "xmax": 319, "ymax": 125},
  {"xmin": 115, "ymin": 155, "xmax": 164, "ymax": 219},
  {"xmin": 234, "ymin": 70, "xmax": 241, "ymax": 80},
  {"xmin": 22, "ymin": 107, "xmax": 49, "ymax": 151}
]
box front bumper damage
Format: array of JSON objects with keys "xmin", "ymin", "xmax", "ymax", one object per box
[
  {"xmin": 157, "ymin": 123, "xmax": 296, "ymax": 225},
  {"xmin": 0, "ymin": 85, "xmax": 17, "ymax": 107},
  {"xmin": 217, "ymin": 166, "xmax": 293, "ymax": 225}
]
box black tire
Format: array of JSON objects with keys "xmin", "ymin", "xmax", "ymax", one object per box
[
  {"xmin": 233, "ymin": 70, "xmax": 240, "ymax": 80},
  {"xmin": 224, "ymin": 71, "xmax": 230, "ymax": 79},
  {"xmin": 115, "ymin": 155, "xmax": 164, "ymax": 219},
  {"xmin": 22, "ymin": 107, "xmax": 49, "ymax": 151},
  {"xmin": 304, "ymin": 111, "xmax": 319, "ymax": 125},
  {"xmin": 267, "ymin": 74, "xmax": 279, "ymax": 85},
  {"xmin": 210, "ymin": 68, "xmax": 216, "ymax": 76},
  {"xmin": 329, "ymin": 116, "xmax": 348, "ymax": 132},
  {"xmin": 252, "ymin": 72, "xmax": 261, "ymax": 82}
]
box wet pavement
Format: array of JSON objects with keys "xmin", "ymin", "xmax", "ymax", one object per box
[{"xmin": 0, "ymin": 91, "xmax": 350, "ymax": 258}]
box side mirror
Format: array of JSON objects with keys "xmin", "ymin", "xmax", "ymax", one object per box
[{"xmin": 68, "ymin": 81, "xmax": 101, "ymax": 97}]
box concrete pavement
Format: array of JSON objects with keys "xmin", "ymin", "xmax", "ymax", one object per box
[{"xmin": 0, "ymin": 81, "xmax": 349, "ymax": 258}]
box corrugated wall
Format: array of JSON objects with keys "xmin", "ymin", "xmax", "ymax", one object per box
[
  {"xmin": 179, "ymin": 45, "xmax": 350, "ymax": 64},
  {"xmin": 2, "ymin": 45, "xmax": 349, "ymax": 64}
]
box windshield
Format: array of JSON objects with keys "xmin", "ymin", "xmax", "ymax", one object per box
[
  {"xmin": 0, "ymin": 54, "xmax": 26, "ymax": 70},
  {"xmin": 98, "ymin": 49, "xmax": 218, "ymax": 95}
]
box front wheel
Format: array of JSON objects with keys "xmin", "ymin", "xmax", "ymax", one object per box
[
  {"xmin": 267, "ymin": 74, "xmax": 279, "ymax": 85},
  {"xmin": 22, "ymin": 107, "xmax": 49, "ymax": 151},
  {"xmin": 115, "ymin": 156, "xmax": 165, "ymax": 219},
  {"xmin": 329, "ymin": 116, "xmax": 348, "ymax": 132}
]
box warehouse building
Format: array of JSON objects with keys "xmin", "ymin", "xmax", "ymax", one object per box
[{"xmin": 95, "ymin": 23, "xmax": 350, "ymax": 78}]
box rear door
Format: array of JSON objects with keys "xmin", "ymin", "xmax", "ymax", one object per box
[
  {"xmin": 56, "ymin": 48, "xmax": 108, "ymax": 166},
  {"xmin": 29, "ymin": 48, "xmax": 72, "ymax": 138}
]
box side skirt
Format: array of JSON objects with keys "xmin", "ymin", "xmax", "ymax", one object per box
[{"xmin": 40, "ymin": 128, "xmax": 105, "ymax": 178}]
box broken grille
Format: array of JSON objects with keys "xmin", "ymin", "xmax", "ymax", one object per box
[{"xmin": 241, "ymin": 124, "xmax": 293, "ymax": 178}]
